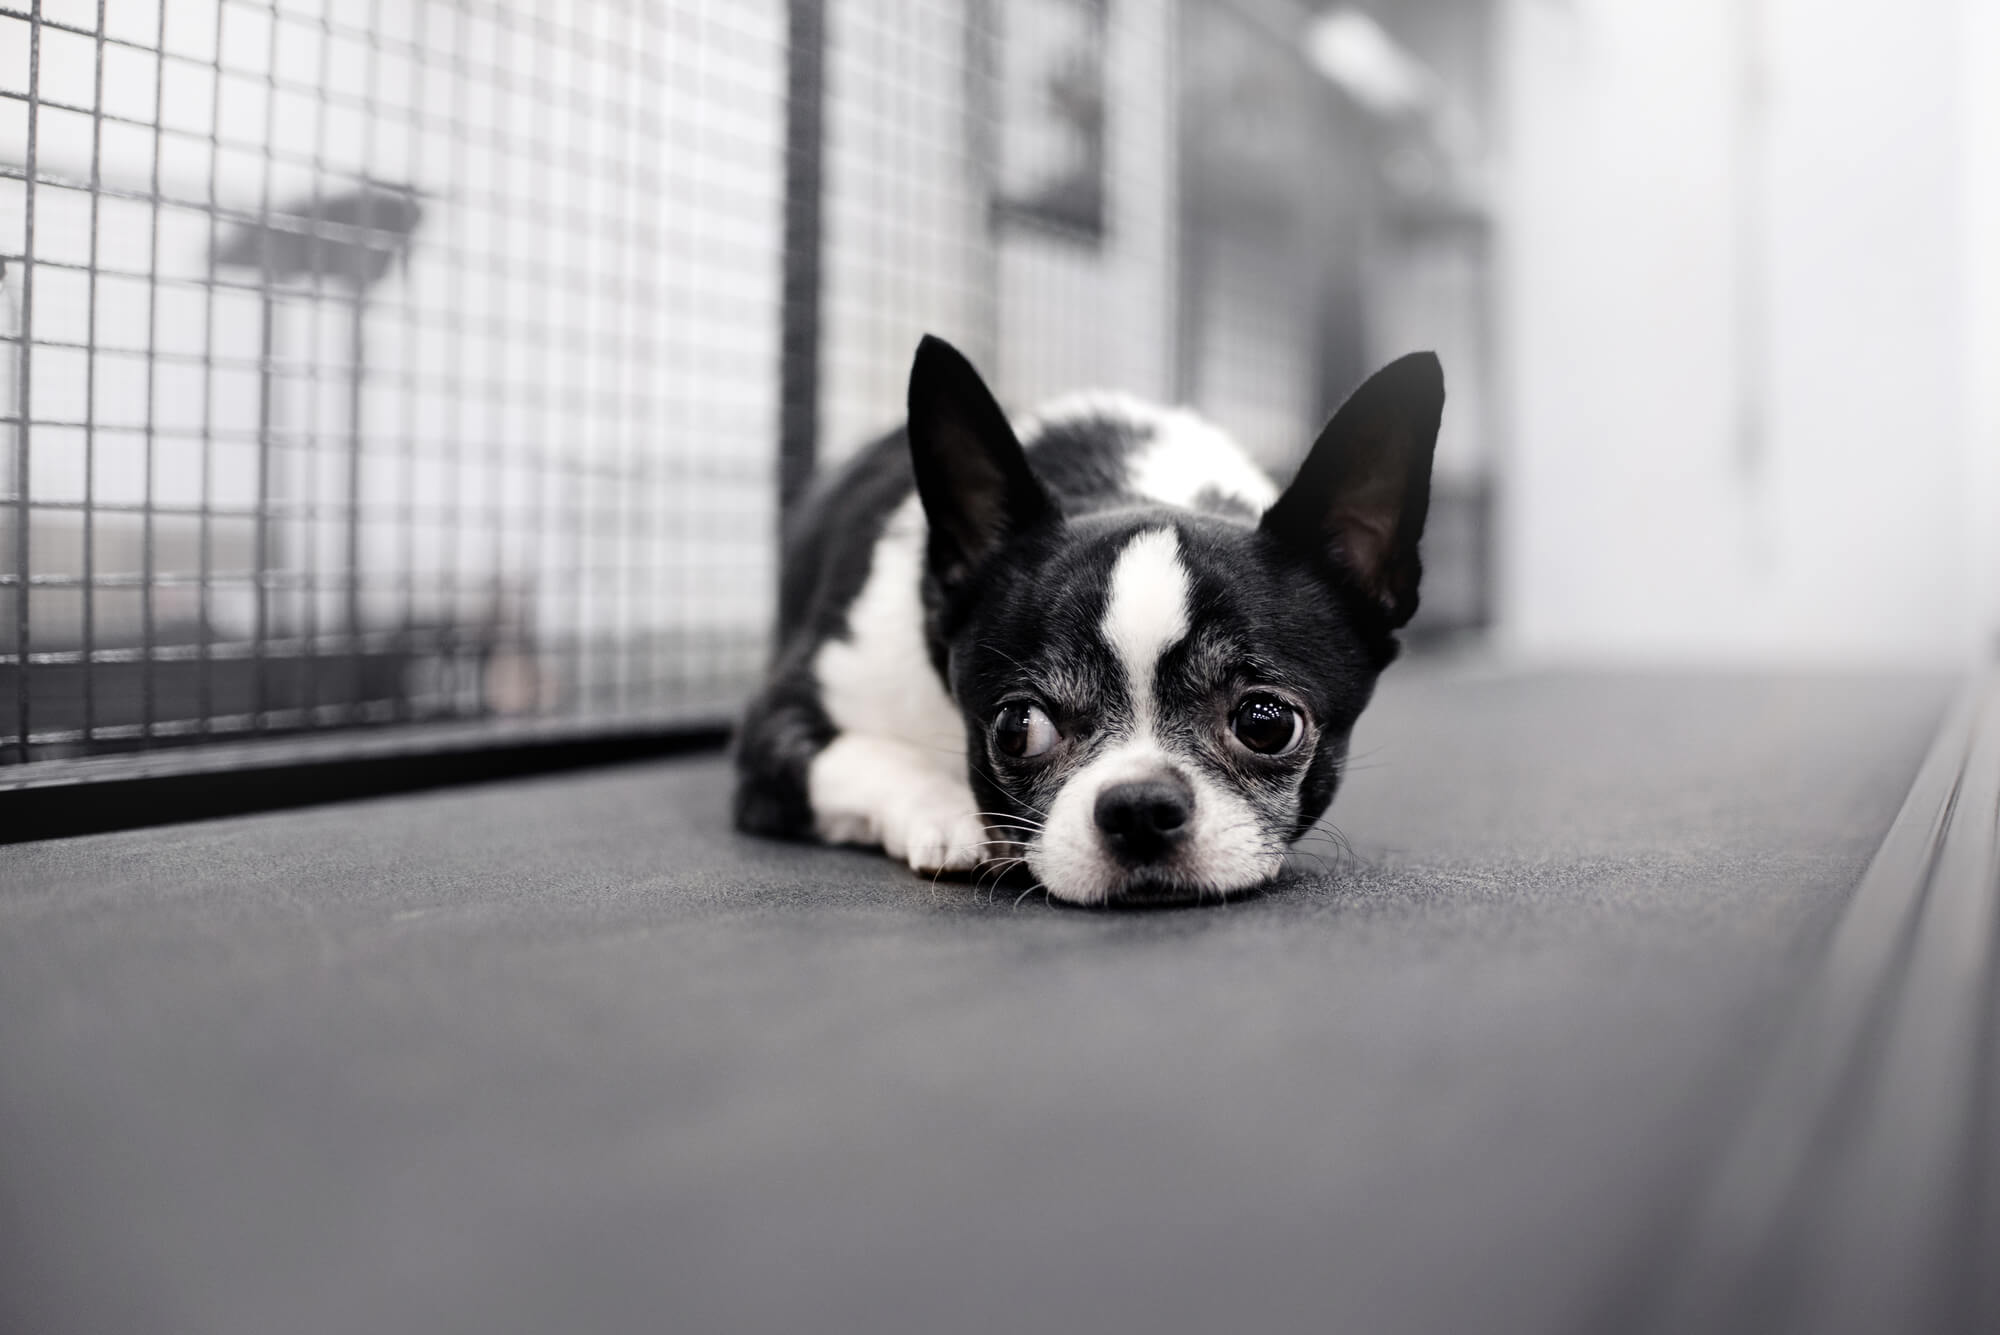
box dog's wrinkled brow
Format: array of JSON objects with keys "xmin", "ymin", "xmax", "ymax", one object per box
[
  {"xmin": 1179, "ymin": 626, "xmax": 1312, "ymax": 700},
  {"xmin": 1177, "ymin": 631, "xmax": 1245, "ymax": 691},
  {"xmin": 1030, "ymin": 659, "xmax": 1104, "ymax": 720}
]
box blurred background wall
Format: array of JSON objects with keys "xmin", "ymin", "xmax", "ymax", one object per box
[
  {"xmin": 1499, "ymin": 0, "xmax": 2000, "ymax": 664},
  {"xmin": 3, "ymin": 0, "xmax": 1996, "ymax": 761}
]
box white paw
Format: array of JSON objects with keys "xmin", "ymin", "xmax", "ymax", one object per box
[
  {"xmin": 887, "ymin": 805, "xmax": 993, "ymax": 875},
  {"xmin": 808, "ymin": 733, "xmax": 995, "ymax": 875}
]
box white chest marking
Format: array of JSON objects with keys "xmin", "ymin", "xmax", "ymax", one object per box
[
  {"xmin": 807, "ymin": 493, "xmax": 986, "ymax": 874},
  {"xmin": 811, "ymin": 494, "xmax": 964, "ymax": 764},
  {"xmin": 1100, "ymin": 527, "xmax": 1192, "ymax": 734}
]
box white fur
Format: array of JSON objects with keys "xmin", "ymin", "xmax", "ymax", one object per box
[
  {"xmin": 1127, "ymin": 415, "xmax": 1279, "ymax": 512},
  {"xmin": 809, "ymin": 494, "xmax": 983, "ymax": 873},
  {"xmin": 813, "ymin": 495, "xmax": 963, "ymax": 753},
  {"xmin": 1099, "ymin": 527, "xmax": 1190, "ymax": 733},
  {"xmin": 808, "ymin": 733, "xmax": 991, "ymax": 874}
]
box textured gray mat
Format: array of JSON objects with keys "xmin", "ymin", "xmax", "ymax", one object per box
[{"xmin": 0, "ymin": 668, "xmax": 1950, "ymax": 1335}]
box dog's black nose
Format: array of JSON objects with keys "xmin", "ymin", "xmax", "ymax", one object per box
[{"xmin": 1095, "ymin": 777, "xmax": 1193, "ymax": 864}]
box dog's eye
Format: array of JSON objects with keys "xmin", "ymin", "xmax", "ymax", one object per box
[
  {"xmin": 1232, "ymin": 694, "xmax": 1304, "ymax": 756},
  {"xmin": 993, "ymin": 702, "xmax": 1059, "ymax": 759}
]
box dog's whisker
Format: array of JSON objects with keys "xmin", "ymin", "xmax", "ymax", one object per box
[
  {"xmin": 966, "ymin": 790, "xmax": 1055, "ymax": 820},
  {"xmin": 978, "ymin": 859, "xmax": 1028, "ymax": 889},
  {"xmin": 980, "ymin": 858, "xmax": 1031, "ymax": 902}
]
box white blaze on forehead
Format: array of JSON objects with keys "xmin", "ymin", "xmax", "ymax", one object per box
[{"xmin": 1101, "ymin": 527, "xmax": 1191, "ymax": 731}]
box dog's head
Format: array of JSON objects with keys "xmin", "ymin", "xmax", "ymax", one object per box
[{"xmin": 907, "ymin": 337, "xmax": 1442, "ymax": 906}]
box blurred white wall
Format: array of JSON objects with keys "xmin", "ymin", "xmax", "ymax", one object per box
[
  {"xmin": 1497, "ymin": 0, "xmax": 1999, "ymax": 664},
  {"xmin": 1968, "ymin": 0, "xmax": 2000, "ymax": 659}
]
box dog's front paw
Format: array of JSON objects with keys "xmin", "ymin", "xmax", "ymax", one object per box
[
  {"xmin": 807, "ymin": 734, "xmax": 1000, "ymax": 878},
  {"xmin": 882, "ymin": 800, "xmax": 992, "ymax": 876}
]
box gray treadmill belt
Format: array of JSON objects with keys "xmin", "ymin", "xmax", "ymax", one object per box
[{"xmin": 0, "ymin": 669, "xmax": 1956, "ymax": 1335}]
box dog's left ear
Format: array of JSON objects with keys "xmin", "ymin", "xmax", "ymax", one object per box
[
  {"xmin": 907, "ymin": 334, "xmax": 1055, "ymax": 589},
  {"xmin": 1261, "ymin": 352, "xmax": 1443, "ymax": 627}
]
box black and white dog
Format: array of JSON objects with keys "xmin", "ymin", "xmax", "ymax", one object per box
[{"xmin": 734, "ymin": 336, "xmax": 1442, "ymax": 906}]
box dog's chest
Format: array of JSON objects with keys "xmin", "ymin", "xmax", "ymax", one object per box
[{"xmin": 812, "ymin": 494, "xmax": 964, "ymax": 766}]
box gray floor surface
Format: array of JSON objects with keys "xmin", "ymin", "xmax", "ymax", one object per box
[{"xmin": 0, "ymin": 667, "xmax": 1951, "ymax": 1335}]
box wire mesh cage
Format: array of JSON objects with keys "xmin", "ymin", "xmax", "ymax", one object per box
[
  {"xmin": 3, "ymin": 0, "xmax": 1496, "ymax": 771},
  {"xmin": 3, "ymin": 0, "xmax": 785, "ymax": 762}
]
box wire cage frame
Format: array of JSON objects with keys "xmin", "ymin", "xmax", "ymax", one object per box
[
  {"xmin": 3, "ymin": 0, "xmax": 1497, "ymax": 785},
  {"xmin": 3, "ymin": 0, "xmax": 786, "ymax": 765}
]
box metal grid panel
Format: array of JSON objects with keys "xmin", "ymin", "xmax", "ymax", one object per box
[
  {"xmin": 815, "ymin": 0, "xmax": 996, "ymax": 462},
  {"xmin": 814, "ymin": 0, "xmax": 1182, "ymax": 460},
  {"xmin": 2, "ymin": 0, "xmax": 784, "ymax": 762},
  {"xmin": 992, "ymin": 0, "xmax": 1179, "ymax": 411},
  {"xmin": 3, "ymin": 0, "xmax": 1498, "ymax": 773}
]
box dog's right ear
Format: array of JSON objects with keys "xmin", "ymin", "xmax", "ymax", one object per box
[
  {"xmin": 907, "ymin": 334, "xmax": 1054, "ymax": 588},
  {"xmin": 1262, "ymin": 352, "xmax": 1443, "ymax": 628}
]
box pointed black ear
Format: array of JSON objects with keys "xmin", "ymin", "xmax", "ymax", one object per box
[
  {"xmin": 907, "ymin": 334, "xmax": 1054, "ymax": 588},
  {"xmin": 1261, "ymin": 352, "xmax": 1443, "ymax": 628}
]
